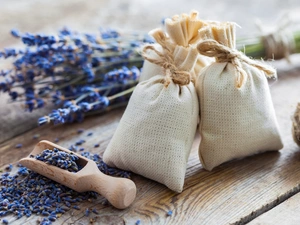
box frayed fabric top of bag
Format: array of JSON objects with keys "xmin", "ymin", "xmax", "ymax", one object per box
[
  {"xmin": 103, "ymin": 29, "xmax": 199, "ymax": 192},
  {"xmin": 140, "ymin": 11, "xmax": 213, "ymax": 82},
  {"xmin": 196, "ymin": 22, "xmax": 283, "ymax": 171}
]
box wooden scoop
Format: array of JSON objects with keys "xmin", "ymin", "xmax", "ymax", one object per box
[{"xmin": 19, "ymin": 140, "xmax": 136, "ymax": 209}]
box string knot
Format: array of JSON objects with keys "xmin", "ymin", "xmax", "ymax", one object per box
[
  {"xmin": 197, "ymin": 39, "xmax": 277, "ymax": 88},
  {"xmin": 142, "ymin": 30, "xmax": 192, "ymax": 87}
]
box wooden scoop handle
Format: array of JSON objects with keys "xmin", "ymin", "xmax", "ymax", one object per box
[{"xmin": 79, "ymin": 172, "xmax": 136, "ymax": 209}]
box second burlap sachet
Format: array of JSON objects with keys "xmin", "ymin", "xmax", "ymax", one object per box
[
  {"xmin": 196, "ymin": 22, "xmax": 283, "ymax": 171},
  {"xmin": 103, "ymin": 29, "xmax": 199, "ymax": 192}
]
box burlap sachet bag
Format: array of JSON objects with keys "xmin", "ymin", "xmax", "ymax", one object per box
[
  {"xmin": 103, "ymin": 29, "xmax": 199, "ymax": 192},
  {"xmin": 196, "ymin": 22, "xmax": 283, "ymax": 171},
  {"xmin": 140, "ymin": 10, "xmax": 213, "ymax": 82}
]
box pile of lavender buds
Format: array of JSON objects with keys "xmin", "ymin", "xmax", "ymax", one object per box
[
  {"xmin": 0, "ymin": 148, "xmax": 131, "ymax": 225},
  {"xmin": 0, "ymin": 28, "xmax": 152, "ymax": 125},
  {"xmin": 33, "ymin": 148, "xmax": 80, "ymax": 172}
]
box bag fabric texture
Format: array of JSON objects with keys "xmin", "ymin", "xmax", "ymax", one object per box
[
  {"xmin": 140, "ymin": 11, "xmax": 213, "ymax": 83},
  {"xmin": 196, "ymin": 22, "xmax": 283, "ymax": 171},
  {"xmin": 103, "ymin": 29, "xmax": 199, "ymax": 192},
  {"xmin": 292, "ymin": 103, "xmax": 300, "ymax": 146}
]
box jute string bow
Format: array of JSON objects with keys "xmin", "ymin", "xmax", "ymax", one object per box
[
  {"xmin": 197, "ymin": 39, "xmax": 277, "ymax": 88},
  {"xmin": 142, "ymin": 30, "xmax": 192, "ymax": 87}
]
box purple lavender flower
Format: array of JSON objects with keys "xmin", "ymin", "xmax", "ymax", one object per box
[
  {"xmin": 22, "ymin": 33, "xmax": 36, "ymax": 46},
  {"xmin": 36, "ymin": 98, "xmax": 45, "ymax": 108},
  {"xmin": 59, "ymin": 27, "xmax": 72, "ymax": 36},
  {"xmin": 11, "ymin": 29, "xmax": 21, "ymax": 38},
  {"xmin": 15, "ymin": 143, "xmax": 22, "ymax": 148},
  {"xmin": 78, "ymin": 102, "xmax": 91, "ymax": 112},
  {"xmin": 82, "ymin": 64, "xmax": 95, "ymax": 82},
  {"xmin": 99, "ymin": 28, "xmax": 119, "ymax": 39},
  {"xmin": 52, "ymin": 91, "xmax": 63, "ymax": 105},
  {"xmin": 38, "ymin": 117, "xmax": 49, "ymax": 126},
  {"xmin": 3, "ymin": 48, "xmax": 17, "ymax": 58},
  {"xmin": 9, "ymin": 91, "xmax": 18, "ymax": 100},
  {"xmin": 0, "ymin": 70, "xmax": 10, "ymax": 77},
  {"xmin": 63, "ymin": 101, "xmax": 79, "ymax": 112},
  {"xmin": 38, "ymin": 95, "xmax": 109, "ymax": 125},
  {"xmin": 48, "ymin": 109, "xmax": 65, "ymax": 124},
  {"xmin": 25, "ymin": 99, "xmax": 35, "ymax": 112},
  {"xmin": 85, "ymin": 34, "xmax": 97, "ymax": 43}
]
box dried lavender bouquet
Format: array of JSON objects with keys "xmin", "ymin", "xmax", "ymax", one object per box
[{"xmin": 0, "ymin": 28, "xmax": 151, "ymax": 125}]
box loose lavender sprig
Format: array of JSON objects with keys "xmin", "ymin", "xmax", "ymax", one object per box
[{"xmin": 38, "ymin": 83, "xmax": 135, "ymax": 126}]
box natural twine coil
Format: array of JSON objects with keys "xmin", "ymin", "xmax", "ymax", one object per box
[
  {"xmin": 197, "ymin": 39, "xmax": 277, "ymax": 88},
  {"xmin": 256, "ymin": 17, "xmax": 296, "ymax": 62},
  {"xmin": 262, "ymin": 31, "xmax": 295, "ymax": 62}
]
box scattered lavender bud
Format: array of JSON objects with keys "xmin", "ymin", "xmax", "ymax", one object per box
[
  {"xmin": 92, "ymin": 208, "xmax": 99, "ymax": 214},
  {"xmin": 94, "ymin": 144, "xmax": 99, "ymax": 148},
  {"xmin": 33, "ymin": 134, "xmax": 40, "ymax": 139},
  {"xmin": 79, "ymin": 147, "xmax": 85, "ymax": 151},
  {"xmin": 48, "ymin": 216, "xmax": 56, "ymax": 222},
  {"xmin": 54, "ymin": 137, "xmax": 60, "ymax": 143},
  {"xmin": 73, "ymin": 205, "xmax": 80, "ymax": 210},
  {"xmin": 85, "ymin": 208, "xmax": 90, "ymax": 217},
  {"xmin": 167, "ymin": 210, "xmax": 173, "ymax": 217},
  {"xmin": 135, "ymin": 219, "xmax": 141, "ymax": 225},
  {"xmin": 2, "ymin": 219, "xmax": 8, "ymax": 224},
  {"xmin": 75, "ymin": 139, "xmax": 85, "ymax": 146},
  {"xmin": 87, "ymin": 132, "xmax": 93, "ymax": 136},
  {"xmin": 11, "ymin": 29, "xmax": 20, "ymax": 38},
  {"xmin": 42, "ymin": 211, "xmax": 50, "ymax": 216},
  {"xmin": 69, "ymin": 145, "xmax": 78, "ymax": 152},
  {"xmin": 77, "ymin": 129, "xmax": 84, "ymax": 134},
  {"xmin": 15, "ymin": 143, "xmax": 22, "ymax": 148},
  {"xmin": 5, "ymin": 164, "xmax": 13, "ymax": 171}
]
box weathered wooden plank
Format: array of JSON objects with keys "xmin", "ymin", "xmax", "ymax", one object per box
[
  {"xmin": 1, "ymin": 67, "xmax": 300, "ymax": 224},
  {"xmin": 248, "ymin": 192, "xmax": 300, "ymax": 225},
  {"xmin": 0, "ymin": 95, "xmax": 54, "ymax": 146}
]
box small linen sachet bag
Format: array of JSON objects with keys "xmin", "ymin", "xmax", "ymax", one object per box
[
  {"xmin": 103, "ymin": 29, "xmax": 199, "ymax": 192},
  {"xmin": 196, "ymin": 22, "xmax": 283, "ymax": 171},
  {"xmin": 140, "ymin": 10, "xmax": 213, "ymax": 82}
]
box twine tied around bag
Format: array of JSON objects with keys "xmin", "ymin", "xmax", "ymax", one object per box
[
  {"xmin": 197, "ymin": 39, "xmax": 277, "ymax": 88},
  {"xmin": 142, "ymin": 30, "xmax": 192, "ymax": 87}
]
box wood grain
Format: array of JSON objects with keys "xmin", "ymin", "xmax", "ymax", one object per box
[
  {"xmin": 1, "ymin": 67, "xmax": 300, "ymax": 224},
  {"xmin": 248, "ymin": 192, "xmax": 300, "ymax": 225},
  {"xmin": 2, "ymin": 1, "xmax": 300, "ymax": 224}
]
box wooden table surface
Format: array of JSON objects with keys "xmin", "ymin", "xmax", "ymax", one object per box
[{"xmin": 1, "ymin": 1, "xmax": 300, "ymax": 224}]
